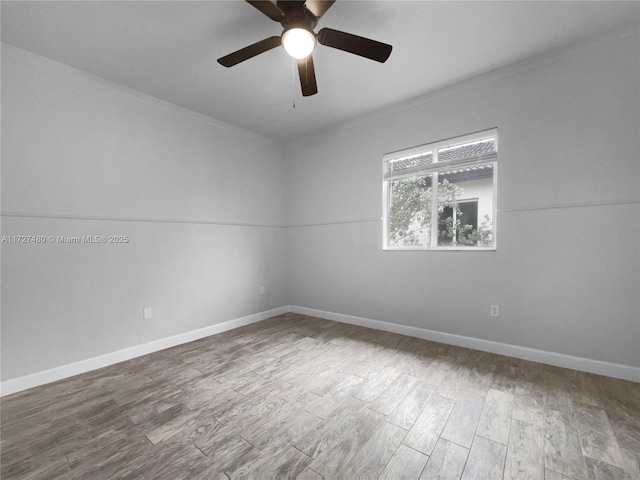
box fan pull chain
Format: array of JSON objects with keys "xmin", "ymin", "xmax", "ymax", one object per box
[{"xmin": 291, "ymin": 58, "xmax": 296, "ymax": 109}]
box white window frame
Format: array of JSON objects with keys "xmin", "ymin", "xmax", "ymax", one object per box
[{"xmin": 382, "ymin": 128, "xmax": 498, "ymax": 251}]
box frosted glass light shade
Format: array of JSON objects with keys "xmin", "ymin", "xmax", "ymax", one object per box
[{"xmin": 282, "ymin": 28, "xmax": 316, "ymax": 59}]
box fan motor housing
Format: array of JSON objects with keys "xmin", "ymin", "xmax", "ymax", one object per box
[{"xmin": 278, "ymin": 2, "xmax": 318, "ymax": 30}]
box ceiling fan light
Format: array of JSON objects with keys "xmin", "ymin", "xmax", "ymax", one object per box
[{"xmin": 282, "ymin": 28, "xmax": 316, "ymax": 59}]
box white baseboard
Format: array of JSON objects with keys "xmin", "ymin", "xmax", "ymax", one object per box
[
  {"xmin": 289, "ymin": 305, "xmax": 640, "ymax": 383},
  {"xmin": 0, "ymin": 306, "xmax": 288, "ymax": 397},
  {"xmin": 3, "ymin": 304, "xmax": 637, "ymax": 396}
]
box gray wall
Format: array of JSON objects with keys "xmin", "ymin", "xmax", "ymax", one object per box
[
  {"xmin": 1, "ymin": 46, "xmax": 288, "ymax": 380},
  {"xmin": 2, "ymin": 30, "xmax": 639, "ymax": 383},
  {"xmin": 285, "ymin": 32, "xmax": 640, "ymax": 368}
]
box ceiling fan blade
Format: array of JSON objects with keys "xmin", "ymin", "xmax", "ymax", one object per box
[
  {"xmin": 245, "ymin": 0, "xmax": 285, "ymax": 21},
  {"xmin": 317, "ymin": 27, "xmax": 392, "ymax": 63},
  {"xmin": 304, "ymin": 0, "xmax": 335, "ymax": 19},
  {"xmin": 217, "ymin": 36, "xmax": 282, "ymax": 67},
  {"xmin": 297, "ymin": 55, "xmax": 318, "ymax": 96},
  {"xmin": 277, "ymin": 0, "xmax": 306, "ymax": 13}
]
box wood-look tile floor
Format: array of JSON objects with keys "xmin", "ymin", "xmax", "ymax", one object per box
[{"xmin": 2, "ymin": 313, "xmax": 639, "ymax": 480}]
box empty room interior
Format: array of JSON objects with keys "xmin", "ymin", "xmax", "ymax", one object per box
[{"xmin": 1, "ymin": 1, "xmax": 639, "ymax": 479}]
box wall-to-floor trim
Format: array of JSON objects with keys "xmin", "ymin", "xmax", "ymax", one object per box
[
  {"xmin": 289, "ymin": 305, "xmax": 640, "ymax": 383},
  {"xmin": 0, "ymin": 306, "xmax": 288, "ymax": 397},
  {"xmin": 3, "ymin": 303, "xmax": 637, "ymax": 396}
]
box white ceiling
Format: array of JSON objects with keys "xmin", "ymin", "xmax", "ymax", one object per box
[{"xmin": 2, "ymin": 1, "xmax": 638, "ymax": 145}]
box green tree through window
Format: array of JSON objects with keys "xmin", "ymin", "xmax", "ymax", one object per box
[{"xmin": 384, "ymin": 129, "xmax": 497, "ymax": 250}]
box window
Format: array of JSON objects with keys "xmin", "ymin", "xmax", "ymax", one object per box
[
  {"xmin": 438, "ymin": 199, "xmax": 478, "ymax": 246},
  {"xmin": 383, "ymin": 129, "xmax": 497, "ymax": 250}
]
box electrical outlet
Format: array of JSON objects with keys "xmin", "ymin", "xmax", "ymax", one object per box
[
  {"xmin": 260, "ymin": 286, "xmax": 265, "ymax": 295},
  {"xmin": 143, "ymin": 307, "xmax": 153, "ymax": 320},
  {"xmin": 490, "ymin": 305, "xmax": 500, "ymax": 317}
]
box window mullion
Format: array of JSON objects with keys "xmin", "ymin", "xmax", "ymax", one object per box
[{"xmin": 430, "ymin": 150, "xmax": 440, "ymax": 248}]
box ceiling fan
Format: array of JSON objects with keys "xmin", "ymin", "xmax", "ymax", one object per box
[{"xmin": 217, "ymin": 0, "xmax": 393, "ymax": 97}]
